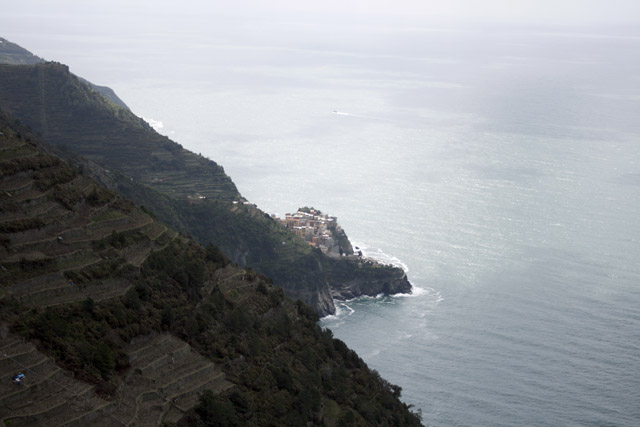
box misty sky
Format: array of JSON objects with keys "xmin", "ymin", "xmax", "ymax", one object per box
[{"xmin": 6, "ymin": 0, "xmax": 640, "ymax": 26}]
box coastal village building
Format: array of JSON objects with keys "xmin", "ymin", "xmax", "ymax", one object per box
[{"xmin": 279, "ymin": 209, "xmax": 340, "ymax": 254}]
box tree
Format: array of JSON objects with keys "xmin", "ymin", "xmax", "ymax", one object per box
[{"xmin": 195, "ymin": 390, "xmax": 239, "ymax": 426}]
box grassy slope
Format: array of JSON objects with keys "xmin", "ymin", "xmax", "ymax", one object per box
[{"xmin": 0, "ymin": 118, "xmax": 422, "ymax": 426}]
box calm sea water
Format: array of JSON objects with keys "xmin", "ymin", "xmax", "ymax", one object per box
[{"xmin": 9, "ymin": 20, "xmax": 640, "ymax": 426}]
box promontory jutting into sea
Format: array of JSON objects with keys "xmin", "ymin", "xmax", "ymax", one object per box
[{"xmin": 3, "ymin": 1, "xmax": 640, "ymax": 425}]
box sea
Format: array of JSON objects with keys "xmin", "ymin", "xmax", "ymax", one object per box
[{"xmin": 7, "ymin": 16, "xmax": 640, "ymax": 426}]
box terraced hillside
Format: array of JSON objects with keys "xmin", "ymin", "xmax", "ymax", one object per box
[
  {"xmin": 0, "ymin": 121, "xmax": 227, "ymax": 425},
  {"xmin": 0, "ymin": 119, "xmax": 421, "ymax": 425},
  {"xmin": 0, "ymin": 332, "xmax": 232, "ymax": 426},
  {"xmin": 0, "ymin": 132, "xmax": 180, "ymax": 307},
  {"xmin": 0, "ymin": 62, "xmax": 239, "ymax": 201},
  {"xmin": 0, "ymin": 333, "xmax": 115, "ymax": 426},
  {"xmin": 116, "ymin": 333, "xmax": 233, "ymax": 426},
  {"xmin": 0, "ymin": 56, "xmax": 413, "ymax": 316}
]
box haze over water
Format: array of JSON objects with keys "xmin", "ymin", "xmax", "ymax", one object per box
[{"xmin": 6, "ymin": 11, "xmax": 640, "ymax": 426}]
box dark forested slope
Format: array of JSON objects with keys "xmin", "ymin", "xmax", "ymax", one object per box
[{"xmin": 0, "ymin": 117, "xmax": 421, "ymax": 426}]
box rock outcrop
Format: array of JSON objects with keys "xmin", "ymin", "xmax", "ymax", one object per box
[{"xmin": 329, "ymin": 260, "xmax": 412, "ymax": 301}]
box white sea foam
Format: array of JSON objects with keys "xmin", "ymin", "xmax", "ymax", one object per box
[
  {"xmin": 391, "ymin": 285, "xmax": 443, "ymax": 303},
  {"xmin": 351, "ymin": 241, "xmax": 409, "ymax": 273},
  {"xmin": 142, "ymin": 117, "xmax": 164, "ymax": 133},
  {"xmin": 339, "ymin": 303, "xmax": 355, "ymax": 316},
  {"xmin": 350, "ymin": 240, "xmax": 439, "ymax": 301},
  {"xmin": 393, "ymin": 285, "xmax": 427, "ymax": 298},
  {"xmin": 323, "ymin": 300, "xmax": 354, "ymax": 320},
  {"xmin": 359, "ymin": 293, "xmax": 385, "ymax": 300},
  {"xmin": 322, "ymin": 308, "xmax": 341, "ymax": 321}
]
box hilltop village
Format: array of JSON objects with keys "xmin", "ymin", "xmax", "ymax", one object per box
[{"xmin": 277, "ymin": 208, "xmax": 358, "ymax": 257}]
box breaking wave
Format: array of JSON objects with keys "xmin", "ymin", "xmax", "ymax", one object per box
[
  {"xmin": 351, "ymin": 241, "xmax": 409, "ymax": 273},
  {"xmin": 143, "ymin": 117, "xmax": 164, "ymax": 133}
]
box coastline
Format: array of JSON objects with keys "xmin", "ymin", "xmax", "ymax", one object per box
[{"xmin": 325, "ymin": 241, "xmax": 414, "ymax": 312}]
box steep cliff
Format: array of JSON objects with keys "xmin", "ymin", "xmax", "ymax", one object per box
[{"xmin": 327, "ymin": 259, "xmax": 413, "ymax": 301}]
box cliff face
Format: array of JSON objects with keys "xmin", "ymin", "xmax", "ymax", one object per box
[
  {"xmin": 0, "ymin": 50, "xmax": 413, "ymax": 315},
  {"xmin": 325, "ymin": 259, "xmax": 413, "ymax": 301},
  {"xmin": 331, "ymin": 269, "xmax": 412, "ymax": 301}
]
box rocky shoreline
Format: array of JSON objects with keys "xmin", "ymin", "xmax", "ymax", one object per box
[
  {"xmin": 322, "ymin": 256, "xmax": 413, "ymax": 316},
  {"xmin": 331, "ymin": 266, "xmax": 412, "ymax": 301}
]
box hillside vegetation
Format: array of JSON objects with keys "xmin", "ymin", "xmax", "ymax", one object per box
[
  {"xmin": 0, "ymin": 58, "xmax": 413, "ymax": 315},
  {"xmin": 0, "ymin": 38, "xmax": 44, "ymax": 65},
  {"xmin": 0, "ymin": 119, "xmax": 422, "ymax": 425}
]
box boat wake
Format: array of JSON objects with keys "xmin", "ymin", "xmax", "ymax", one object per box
[{"xmin": 332, "ymin": 110, "xmax": 380, "ymax": 120}]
